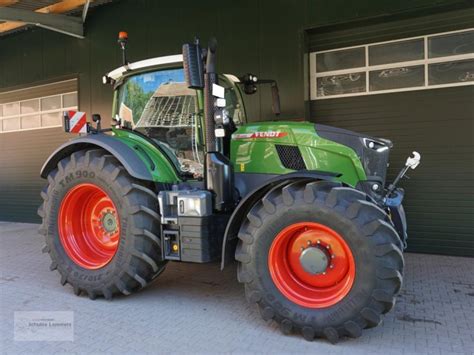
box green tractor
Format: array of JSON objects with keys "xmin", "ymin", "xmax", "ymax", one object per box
[{"xmin": 38, "ymin": 34, "xmax": 420, "ymax": 342}]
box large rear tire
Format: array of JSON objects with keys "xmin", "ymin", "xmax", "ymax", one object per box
[
  {"xmin": 38, "ymin": 149, "xmax": 166, "ymax": 299},
  {"xmin": 235, "ymin": 180, "xmax": 403, "ymax": 343}
]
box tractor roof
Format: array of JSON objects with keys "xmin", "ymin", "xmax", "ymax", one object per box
[
  {"xmin": 103, "ymin": 54, "xmax": 241, "ymax": 85},
  {"xmin": 105, "ymin": 54, "xmax": 183, "ymax": 82}
]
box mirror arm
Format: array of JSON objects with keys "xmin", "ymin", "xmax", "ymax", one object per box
[
  {"xmin": 270, "ymin": 82, "xmax": 281, "ymax": 116},
  {"xmin": 237, "ymin": 76, "xmax": 281, "ymax": 116}
]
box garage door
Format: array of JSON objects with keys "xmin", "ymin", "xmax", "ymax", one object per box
[
  {"xmin": 307, "ymin": 9, "xmax": 474, "ymax": 256},
  {"xmin": 0, "ymin": 79, "xmax": 77, "ymax": 222}
]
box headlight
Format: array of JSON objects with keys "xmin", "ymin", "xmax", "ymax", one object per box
[
  {"xmin": 363, "ymin": 138, "xmax": 390, "ymax": 152},
  {"xmin": 360, "ymin": 137, "xmax": 391, "ymax": 187}
]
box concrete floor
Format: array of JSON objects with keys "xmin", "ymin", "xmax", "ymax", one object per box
[{"xmin": 1, "ymin": 222, "xmax": 473, "ymax": 354}]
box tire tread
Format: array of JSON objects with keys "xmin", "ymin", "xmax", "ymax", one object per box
[
  {"xmin": 38, "ymin": 148, "xmax": 166, "ymax": 300},
  {"xmin": 235, "ymin": 179, "xmax": 404, "ymax": 342}
]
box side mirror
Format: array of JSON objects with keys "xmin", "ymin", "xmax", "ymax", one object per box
[
  {"xmin": 240, "ymin": 73, "xmax": 258, "ymax": 95},
  {"xmin": 271, "ymin": 83, "xmax": 281, "ymax": 116},
  {"xmin": 92, "ymin": 113, "xmax": 102, "ymax": 130},
  {"xmin": 239, "ymin": 74, "xmax": 281, "ymax": 116},
  {"xmin": 183, "ymin": 42, "xmax": 204, "ymax": 89}
]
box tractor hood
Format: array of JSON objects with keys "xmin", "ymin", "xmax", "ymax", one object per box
[
  {"xmin": 231, "ymin": 121, "xmax": 391, "ymax": 187},
  {"xmin": 315, "ymin": 124, "xmax": 392, "ymax": 185}
]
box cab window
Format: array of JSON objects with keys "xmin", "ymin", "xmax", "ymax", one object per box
[{"xmin": 117, "ymin": 68, "xmax": 204, "ymax": 178}]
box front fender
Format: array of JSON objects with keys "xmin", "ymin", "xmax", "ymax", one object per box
[
  {"xmin": 40, "ymin": 133, "xmax": 175, "ymax": 183},
  {"xmin": 389, "ymin": 203, "xmax": 408, "ymax": 249}
]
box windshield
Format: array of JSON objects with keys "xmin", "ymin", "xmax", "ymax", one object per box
[
  {"xmin": 117, "ymin": 68, "xmax": 194, "ymax": 127},
  {"xmin": 115, "ymin": 68, "xmax": 246, "ymax": 179},
  {"xmin": 117, "ymin": 67, "xmax": 204, "ymax": 178}
]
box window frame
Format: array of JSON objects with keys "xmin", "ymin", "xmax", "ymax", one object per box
[
  {"xmin": 0, "ymin": 90, "xmax": 78, "ymax": 133},
  {"xmin": 310, "ymin": 28, "xmax": 474, "ymax": 100}
]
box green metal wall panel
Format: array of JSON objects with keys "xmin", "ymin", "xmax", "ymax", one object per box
[
  {"xmin": 0, "ymin": 128, "xmax": 70, "ymax": 222},
  {"xmin": 2, "ymin": 0, "xmax": 470, "ymax": 120},
  {"xmin": 310, "ymin": 87, "xmax": 474, "ymax": 257},
  {"xmin": 0, "ymin": 0, "xmax": 473, "ymax": 257},
  {"xmin": 307, "ymin": 9, "xmax": 474, "ymax": 256}
]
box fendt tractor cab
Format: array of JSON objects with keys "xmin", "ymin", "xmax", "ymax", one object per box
[{"xmin": 38, "ymin": 33, "xmax": 420, "ymax": 342}]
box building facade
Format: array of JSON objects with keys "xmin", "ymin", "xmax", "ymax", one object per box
[{"xmin": 0, "ymin": 0, "xmax": 473, "ymax": 256}]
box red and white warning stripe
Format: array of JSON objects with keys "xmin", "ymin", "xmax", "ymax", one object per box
[{"xmin": 68, "ymin": 111, "xmax": 87, "ymax": 133}]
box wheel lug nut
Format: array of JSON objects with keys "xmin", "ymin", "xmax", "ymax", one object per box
[
  {"xmin": 322, "ymin": 272, "xmax": 326, "ymax": 275},
  {"xmin": 331, "ymin": 255, "xmax": 335, "ymax": 259},
  {"xmin": 330, "ymin": 264, "xmax": 334, "ymax": 269},
  {"xmin": 307, "ymin": 240, "xmax": 311, "ymax": 245},
  {"xmin": 326, "ymin": 245, "xmax": 330, "ymax": 249},
  {"xmin": 317, "ymin": 240, "xmax": 321, "ymax": 244}
]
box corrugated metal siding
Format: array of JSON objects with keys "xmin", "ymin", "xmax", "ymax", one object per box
[
  {"xmin": 308, "ymin": 9, "xmax": 474, "ymax": 256},
  {"xmin": 0, "ymin": 0, "xmax": 472, "ymax": 258},
  {"xmin": 310, "ymin": 87, "xmax": 474, "ymax": 257},
  {"xmin": 0, "ymin": 127, "xmax": 70, "ymax": 222},
  {"xmin": 0, "ymin": 79, "xmax": 77, "ymax": 102},
  {"xmin": 307, "ymin": 8, "xmax": 474, "ymax": 52},
  {"xmin": 0, "ymin": 79, "xmax": 77, "ymax": 222}
]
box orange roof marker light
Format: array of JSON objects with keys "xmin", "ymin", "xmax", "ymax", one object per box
[
  {"xmin": 118, "ymin": 31, "xmax": 129, "ymax": 65},
  {"xmin": 118, "ymin": 31, "xmax": 128, "ymax": 41}
]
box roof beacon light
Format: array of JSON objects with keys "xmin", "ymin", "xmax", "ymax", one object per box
[
  {"xmin": 118, "ymin": 31, "xmax": 128, "ymax": 41},
  {"xmin": 118, "ymin": 31, "xmax": 129, "ymax": 65}
]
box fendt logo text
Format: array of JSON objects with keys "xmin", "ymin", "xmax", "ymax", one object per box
[{"xmin": 233, "ymin": 131, "xmax": 288, "ymax": 139}]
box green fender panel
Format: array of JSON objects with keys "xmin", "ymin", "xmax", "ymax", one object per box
[
  {"xmin": 41, "ymin": 130, "xmax": 180, "ymax": 184},
  {"xmin": 110, "ymin": 129, "xmax": 181, "ymax": 183}
]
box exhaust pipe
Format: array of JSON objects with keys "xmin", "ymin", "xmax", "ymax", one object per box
[
  {"xmin": 204, "ymin": 38, "xmax": 218, "ymax": 153},
  {"xmin": 203, "ymin": 39, "xmax": 234, "ymax": 211},
  {"xmin": 183, "ymin": 38, "xmax": 235, "ymax": 212}
]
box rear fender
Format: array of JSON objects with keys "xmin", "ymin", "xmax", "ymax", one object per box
[{"xmin": 40, "ymin": 133, "xmax": 177, "ymax": 183}]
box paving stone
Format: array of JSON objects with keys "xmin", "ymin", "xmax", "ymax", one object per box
[{"xmin": 1, "ymin": 222, "xmax": 473, "ymax": 354}]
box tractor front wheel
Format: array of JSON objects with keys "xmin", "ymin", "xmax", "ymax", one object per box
[
  {"xmin": 235, "ymin": 180, "xmax": 404, "ymax": 343},
  {"xmin": 38, "ymin": 149, "xmax": 166, "ymax": 299}
]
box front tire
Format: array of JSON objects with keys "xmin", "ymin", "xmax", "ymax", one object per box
[
  {"xmin": 235, "ymin": 180, "xmax": 404, "ymax": 342},
  {"xmin": 38, "ymin": 149, "xmax": 166, "ymax": 299}
]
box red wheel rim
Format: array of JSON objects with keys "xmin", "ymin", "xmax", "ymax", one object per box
[
  {"xmin": 58, "ymin": 183, "xmax": 120, "ymax": 270},
  {"xmin": 268, "ymin": 222, "xmax": 355, "ymax": 308}
]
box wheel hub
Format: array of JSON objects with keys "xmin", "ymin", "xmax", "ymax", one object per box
[
  {"xmin": 268, "ymin": 222, "xmax": 356, "ymax": 308},
  {"xmin": 58, "ymin": 183, "xmax": 120, "ymax": 270},
  {"xmin": 102, "ymin": 211, "xmax": 118, "ymax": 233},
  {"xmin": 299, "ymin": 247, "xmax": 329, "ymax": 275}
]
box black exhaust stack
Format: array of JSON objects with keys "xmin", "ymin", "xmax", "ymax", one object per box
[
  {"xmin": 204, "ymin": 38, "xmax": 218, "ymax": 152},
  {"xmin": 183, "ymin": 38, "xmax": 234, "ymax": 212}
]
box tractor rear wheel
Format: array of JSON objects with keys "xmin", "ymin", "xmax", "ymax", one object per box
[
  {"xmin": 38, "ymin": 149, "xmax": 166, "ymax": 299},
  {"xmin": 235, "ymin": 180, "xmax": 403, "ymax": 343}
]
